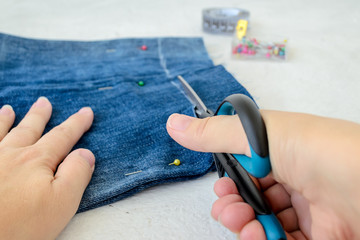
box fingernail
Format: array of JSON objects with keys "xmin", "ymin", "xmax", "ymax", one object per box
[
  {"xmin": 78, "ymin": 107, "xmax": 92, "ymax": 114},
  {"xmin": 78, "ymin": 149, "xmax": 95, "ymax": 168},
  {"xmin": 0, "ymin": 105, "xmax": 13, "ymax": 115},
  {"xmin": 167, "ymin": 114, "xmax": 194, "ymax": 131},
  {"xmin": 34, "ymin": 96, "xmax": 49, "ymax": 107}
]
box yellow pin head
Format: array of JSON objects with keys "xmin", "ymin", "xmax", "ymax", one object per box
[
  {"xmin": 169, "ymin": 159, "xmax": 181, "ymax": 166},
  {"xmin": 236, "ymin": 20, "xmax": 248, "ymax": 39}
]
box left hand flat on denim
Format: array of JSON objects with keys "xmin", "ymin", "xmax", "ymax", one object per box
[{"xmin": 0, "ymin": 33, "xmax": 254, "ymax": 212}]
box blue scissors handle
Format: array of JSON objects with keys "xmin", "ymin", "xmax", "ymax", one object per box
[
  {"xmin": 216, "ymin": 94, "xmax": 270, "ymax": 178},
  {"xmin": 214, "ymin": 94, "xmax": 287, "ymax": 240}
]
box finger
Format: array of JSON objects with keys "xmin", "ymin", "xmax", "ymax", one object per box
[
  {"xmin": 218, "ymin": 202, "xmax": 255, "ymax": 233},
  {"xmin": 277, "ymin": 207, "xmax": 299, "ymax": 232},
  {"xmin": 238, "ymin": 221, "xmax": 297, "ymax": 240},
  {"xmin": 211, "ymin": 194, "xmax": 243, "ymax": 220},
  {"xmin": 1, "ymin": 97, "xmax": 52, "ymax": 147},
  {"xmin": 53, "ymin": 149, "xmax": 95, "ymax": 215},
  {"xmin": 0, "ymin": 105, "xmax": 15, "ymax": 141},
  {"xmin": 258, "ymin": 174, "xmax": 277, "ymax": 191},
  {"xmin": 289, "ymin": 230, "xmax": 307, "ymax": 240},
  {"xmin": 214, "ymin": 175, "xmax": 262, "ymax": 199},
  {"xmin": 166, "ymin": 114, "xmax": 251, "ymax": 156},
  {"xmin": 238, "ymin": 220, "xmax": 266, "ymax": 240},
  {"xmin": 263, "ymin": 183, "xmax": 292, "ymax": 213},
  {"xmin": 214, "ymin": 177, "xmax": 239, "ymax": 197},
  {"xmin": 35, "ymin": 107, "xmax": 94, "ymax": 170}
]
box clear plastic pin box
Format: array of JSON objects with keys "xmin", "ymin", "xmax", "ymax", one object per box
[{"xmin": 232, "ymin": 35, "xmax": 288, "ymax": 61}]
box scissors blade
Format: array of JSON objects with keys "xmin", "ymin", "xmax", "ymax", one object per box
[{"xmin": 177, "ymin": 75, "xmax": 212, "ymax": 118}]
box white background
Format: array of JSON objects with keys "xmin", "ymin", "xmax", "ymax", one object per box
[{"xmin": 1, "ymin": 0, "xmax": 359, "ymax": 239}]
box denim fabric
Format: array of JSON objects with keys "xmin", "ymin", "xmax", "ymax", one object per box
[{"xmin": 0, "ymin": 33, "xmax": 253, "ymax": 212}]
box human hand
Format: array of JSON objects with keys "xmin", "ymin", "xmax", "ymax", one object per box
[
  {"xmin": 167, "ymin": 112, "xmax": 360, "ymax": 240},
  {"xmin": 0, "ymin": 97, "xmax": 95, "ymax": 240}
]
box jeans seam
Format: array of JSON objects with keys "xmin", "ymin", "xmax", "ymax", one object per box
[{"xmin": 157, "ymin": 38, "xmax": 171, "ymax": 78}]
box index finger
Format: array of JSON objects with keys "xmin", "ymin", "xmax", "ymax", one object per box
[{"xmin": 34, "ymin": 107, "xmax": 94, "ymax": 171}]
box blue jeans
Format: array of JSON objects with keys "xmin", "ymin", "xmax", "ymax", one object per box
[{"xmin": 0, "ymin": 33, "xmax": 253, "ymax": 212}]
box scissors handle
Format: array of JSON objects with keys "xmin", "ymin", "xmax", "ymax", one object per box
[
  {"xmin": 214, "ymin": 94, "xmax": 287, "ymax": 240},
  {"xmin": 213, "ymin": 152, "xmax": 270, "ymax": 215},
  {"xmin": 215, "ymin": 94, "xmax": 270, "ymax": 178},
  {"xmin": 213, "ymin": 153, "xmax": 286, "ymax": 240}
]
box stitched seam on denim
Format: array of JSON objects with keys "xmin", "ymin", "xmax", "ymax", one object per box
[
  {"xmin": 79, "ymin": 164, "xmax": 215, "ymax": 211},
  {"xmin": 0, "ymin": 35, "xmax": 6, "ymax": 79},
  {"xmin": 78, "ymin": 174, "xmax": 205, "ymax": 212},
  {"xmin": 93, "ymin": 164, "xmax": 213, "ymax": 201},
  {"xmin": 1, "ymin": 72, "xmax": 172, "ymax": 87},
  {"xmin": 157, "ymin": 38, "xmax": 171, "ymax": 78}
]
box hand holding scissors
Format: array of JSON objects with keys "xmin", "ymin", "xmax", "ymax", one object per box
[{"xmin": 177, "ymin": 76, "xmax": 286, "ymax": 240}]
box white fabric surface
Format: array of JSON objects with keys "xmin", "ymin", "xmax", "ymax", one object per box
[{"xmin": 1, "ymin": 0, "xmax": 359, "ymax": 239}]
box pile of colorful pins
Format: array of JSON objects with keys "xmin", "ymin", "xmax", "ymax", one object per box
[{"xmin": 232, "ymin": 37, "xmax": 287, "ymax": 60}]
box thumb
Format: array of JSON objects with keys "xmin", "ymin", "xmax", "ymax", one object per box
[
  {"xmin": 53, "ymin": 148, "xmax": 95, "ymax": 213},
  {"xmin": 166, "ymin": 113, "xmax": 251, "ymax": 156}
]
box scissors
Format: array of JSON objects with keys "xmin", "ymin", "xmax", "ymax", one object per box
[{"xmin": 177, "ymin": 75, "xmax": 287, "ymax": 240}]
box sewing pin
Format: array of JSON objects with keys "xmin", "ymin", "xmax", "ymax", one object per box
[
  {"xmin": 169, "ymin": 159, "xmax": 181, "ymax": 166},
  {"xmin": 124, "ymin": 170, "xmax": 143, "ymax": 176}
]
